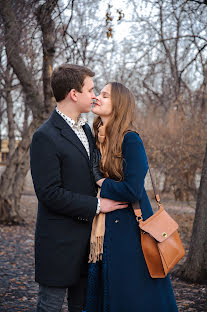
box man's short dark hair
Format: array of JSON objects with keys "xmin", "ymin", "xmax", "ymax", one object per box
[{"xmin": 51, "ymin": 64, "xmax": 95, "ymax": 102}]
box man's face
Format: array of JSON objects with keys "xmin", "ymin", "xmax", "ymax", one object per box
[{"xmin": 76, "ymin": 76, "xmax": 95, "ymax": 113}]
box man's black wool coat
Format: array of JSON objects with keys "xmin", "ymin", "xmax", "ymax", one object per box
[{"xmin": 30, "ymin": 110, "xmax": 98, "ymax": 287}]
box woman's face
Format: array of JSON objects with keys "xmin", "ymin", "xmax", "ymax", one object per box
[{"xmin": 92, "ymin": 84, "xmax": 112, "ymax": 118}]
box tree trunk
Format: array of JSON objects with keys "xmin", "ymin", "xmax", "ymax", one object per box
[
  {"xmin": 201, "ymin": 65, "xmax": 207, "ymax": 113},
  {"xmin": 180, "ymin": 142, "xmax": 207, "ymax": 283},
  {"xmin": 5, "ymin": 64, "xmax": 16, "ymax": 159},
  {"xmin": 0, "ymin": 0, "xmax": 57, "ymax": 224},
  {"xmin": 0, "ymin": 119, "xmax": 40, "ymax": 223},
  {"xmin": 0, "ymin": 103, "xmax": 2, "ymax": 153},
  {"xmin": 0, "ymin": 115, "xmax": 2, "ymax": 156},
  {"xmin": 22, "ymin": 97, "xmax": 29, "ymax": 136},
  {"xmin": 0, "ymin": 1, "xmax": 42, "ymax": 119},
  {"xmin": 35, "ymin": 0, "xmax": 58, "ymax": 116}
]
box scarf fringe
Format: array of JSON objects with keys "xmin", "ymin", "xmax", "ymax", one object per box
[{"xmin": 88, "ymin": 236, "xmax": 104, "ymax": 263}]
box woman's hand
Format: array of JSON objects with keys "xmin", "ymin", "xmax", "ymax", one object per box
[
  {"xmin": 96, "ymin": 178, "xmax": 105, "ymax": 187},
  {"xmin": 92, "ymin": 149, "xmax": 104, "ymax": 183}
]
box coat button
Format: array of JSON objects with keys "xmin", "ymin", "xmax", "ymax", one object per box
[{"xmin": 115, "ymin": 219, "xmax": 119, "ymax": 223}]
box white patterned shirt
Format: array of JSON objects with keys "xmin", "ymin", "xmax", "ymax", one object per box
[
  {"xmin": 56, "ymin": 107, "xmax": 101, "ymax": 214},
  {"xmin": 56, "ymin": 107, "xmax": 90, "ymax": 158}
]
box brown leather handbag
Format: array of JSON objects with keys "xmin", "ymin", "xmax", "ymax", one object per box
[{"xmin": 133, "ymin": 168, "xmax": 185, "ymax": 278}]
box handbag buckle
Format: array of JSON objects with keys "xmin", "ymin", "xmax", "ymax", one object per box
[
  {"xmin": 155, "ymin": 194, "xmax": 162, "ymax": 206},
  {"xmin": 136, "ymin": 216, "xmax": 143, "ymax": 222}
]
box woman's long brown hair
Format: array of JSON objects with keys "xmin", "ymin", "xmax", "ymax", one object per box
[{"xmin": 93, "ymin": 82, "xmax": 137, "ymax": 181}]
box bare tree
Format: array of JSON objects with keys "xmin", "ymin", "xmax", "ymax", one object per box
[
  {"xmin": 131, "ymin": 0, "xmax": 207, "ymax": 283},
  {"xmin": 128, "ymin": 0, "xmax": 206, "ymax": 114},
  {"xmin": 180, "ymin": 142, "xmax": 207, "ymax": 282},
  {"xmin": 4, "ymin": 64, "xmax": 16, "ymax": 158},
  {"xmin": 0, "ymin": 0, "xmax": 57, "ymax": 224},
  {"xmin": 0, "ymin": 0, "xmax": 119, "ymax": 223}
]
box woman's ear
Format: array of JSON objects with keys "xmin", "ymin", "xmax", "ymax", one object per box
[{"xmin": 68, "ymin": 89, "xmax": 77, "ymax": 102}]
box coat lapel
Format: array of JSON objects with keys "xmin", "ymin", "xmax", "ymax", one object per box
[
  {"xmin": 50, "ymin": 110, "xmax": 90, "ymax": 162},
  {"xmin": 83, "ymin": 124, "xmax": 95, "ymax": 163},
  {"xmin": 61, "ymin": 128, "xmax": 90, "ymax": 161}
]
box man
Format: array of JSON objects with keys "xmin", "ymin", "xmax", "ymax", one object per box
[{"xmin": 30, "ymin": 64, "xmax": 128, "ymax": 312}]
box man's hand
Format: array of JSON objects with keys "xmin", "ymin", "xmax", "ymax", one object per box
[{"xmin": 99, "ymin": 197, "xmax": 128, "ymax": 213}]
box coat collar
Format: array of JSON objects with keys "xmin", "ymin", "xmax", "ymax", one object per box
[
  {"xmin": 49, "ymin": 109, "xmax": 92, "ymax": 163},
  {"xmin": 83, "ymin": 123, "xmax": 95, "ymax": 166},
  {"xmin": 55, "ymin": 107, "xmax": 87, "ymax": 128}
]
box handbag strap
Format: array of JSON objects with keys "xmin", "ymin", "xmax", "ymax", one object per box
[
  {"xmin": 125, "ymin": 130, "xmax": 161, "ymax": 205},
  {"xmin": 133, "ymin": 166, "xmax": 161, "ymax": 222},
  {"xmin": 124, "ymin": 131, "xmax": 162, "ymax": 221},
  {"xmin": 148, "ymin": 166, "xmax": 161, "ymax": 205},
  {"xmin": 132, "ymin": 164, "xmax": 161, "ymax": 223}
]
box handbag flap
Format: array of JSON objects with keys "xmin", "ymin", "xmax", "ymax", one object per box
[{"xmin": 139, "ymin": 206, "xmax": 178, "ymax": 243}]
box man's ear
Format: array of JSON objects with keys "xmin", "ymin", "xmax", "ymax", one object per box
[{"xmin": 68, "ymin": 89, "xmax": 77, "ymax": 102}]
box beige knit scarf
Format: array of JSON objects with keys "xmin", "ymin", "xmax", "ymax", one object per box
[{"xmin": 88, "ymin": 125, "xmax": 106, "ymax": 263}]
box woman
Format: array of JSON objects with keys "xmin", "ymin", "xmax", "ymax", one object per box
[{"xmin": 85, "ymin": 82, "xmax": 178, "ymax": 312}]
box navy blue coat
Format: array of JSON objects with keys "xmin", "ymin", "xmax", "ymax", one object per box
[
  {"xmin": 86, "ymin": 132, "xmax": 178, "ymax": 312},
  {"xmin": 30, "ymin": 110, "xmax": 98, "ymax": 287}
]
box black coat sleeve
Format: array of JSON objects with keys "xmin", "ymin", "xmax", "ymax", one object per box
[{"xmin": 30, "ymin": 130, "xmax": 97, "ymax": 220}]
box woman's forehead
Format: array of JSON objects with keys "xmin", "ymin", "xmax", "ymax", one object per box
[{"xmin": 101, "ymin": 84, "xmax": 111, "ymax": 94}]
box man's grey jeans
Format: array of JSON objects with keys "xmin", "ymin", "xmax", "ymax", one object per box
[{"xmin": 36, "ymin": 276, "xmax": 87, "ymax": 312}]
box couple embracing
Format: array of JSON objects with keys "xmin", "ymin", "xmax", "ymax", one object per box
[{"xmin": 30, "ymin": 64, "xmax": 178, "ymax": 312}]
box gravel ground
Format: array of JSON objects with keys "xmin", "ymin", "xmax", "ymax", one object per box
[{"xmin": 0, "ymin": 193, "xmax": 206, "ymax": 311}]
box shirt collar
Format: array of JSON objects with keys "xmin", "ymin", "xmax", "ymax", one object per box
[{"xmin": 56, "ymin": 107, "xmax": 86, "ymax": 128}]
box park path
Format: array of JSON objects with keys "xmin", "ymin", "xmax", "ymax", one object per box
[{"xmin": 0, "ymin": 191, "xmax": 206, "ymax": 311}]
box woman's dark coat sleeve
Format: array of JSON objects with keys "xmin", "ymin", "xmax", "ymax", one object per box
[{"xmin": 100, "ymin": 132, "xmax": 148, "ymax": 203}]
